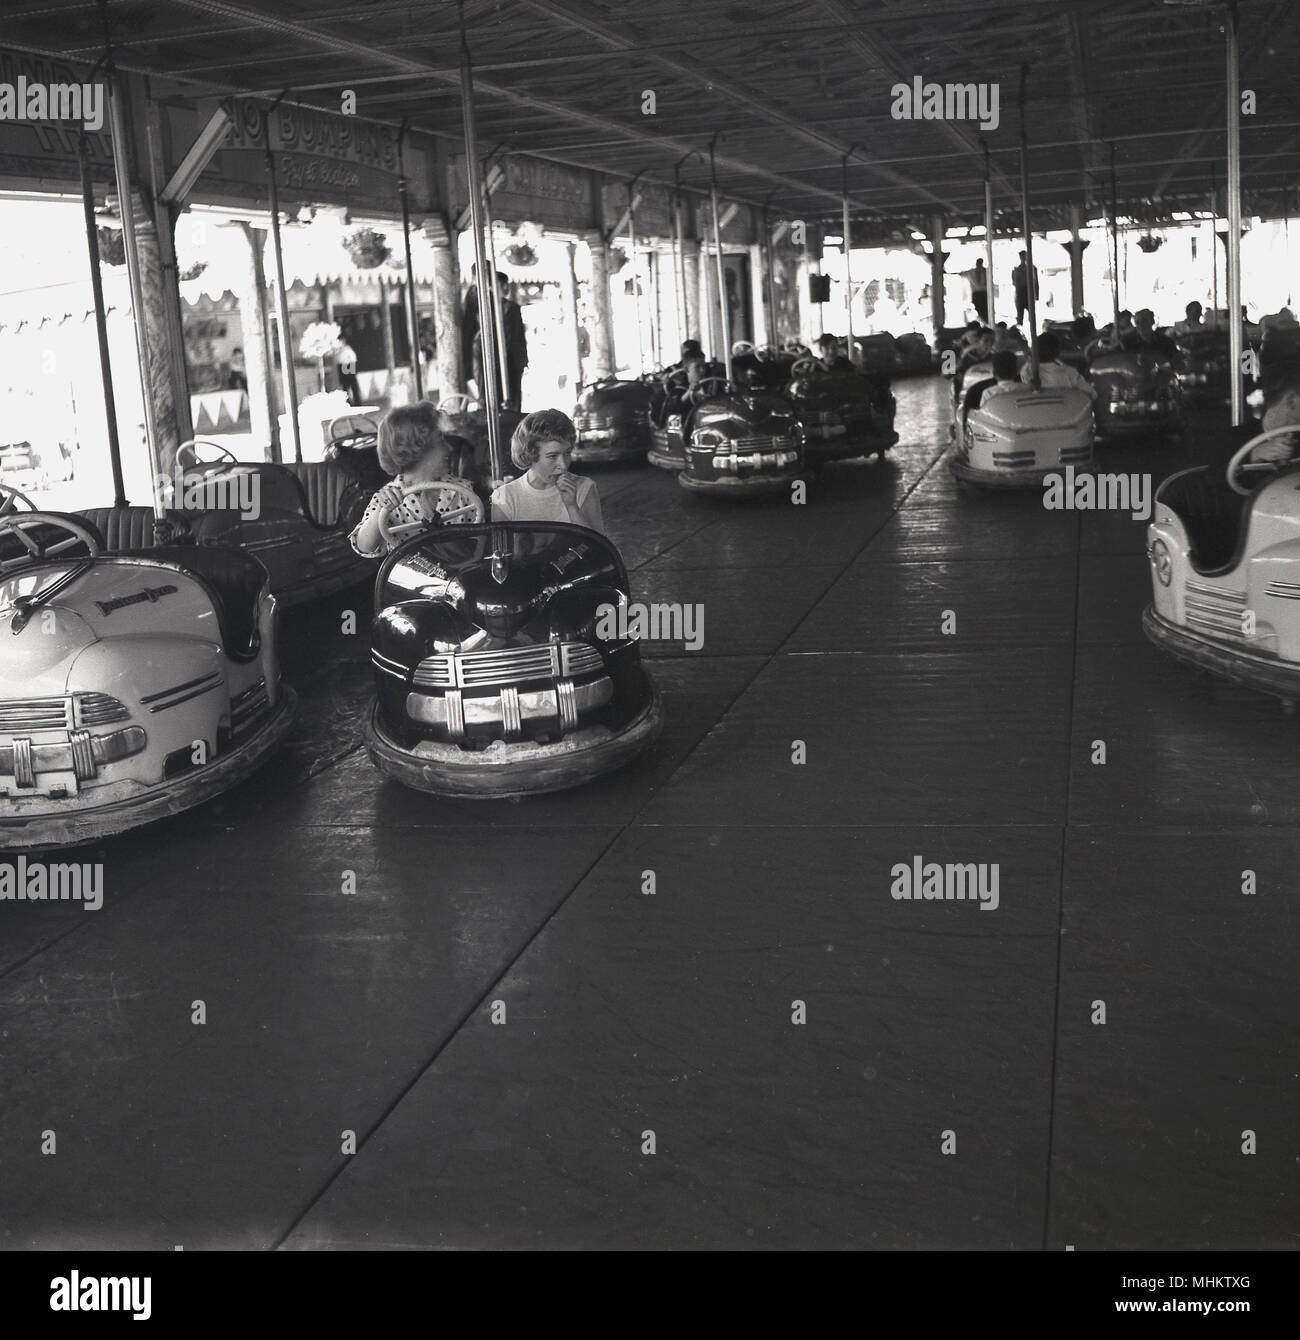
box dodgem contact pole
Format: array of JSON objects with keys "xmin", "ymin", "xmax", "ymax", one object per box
[
  {"xmin": 397, "ymin": 122, "xmax": 423, "ymax": 401},
  {"xmin": 1226, "ymin": 0, "xmax": 1245, "ymax": 425},
  {"xmin": 1017, "ymin": 64, "xmax": 1039, "ymax": 385},
  {"xmin": 709, "ymin": 133, "xmax": 734, "ymax": 383},
  {"xmin": 481, "ymin": 148, "xmax": 511, "ymax": 410},
  {"xmin": 841, "ymin": 144, "xmax": 861, "ymax": 363},
  {"xmin": 263, "ymin": 94, "xmax": 300, "ymax": 465},
  {"xmin": 1108, "ymin": 144, "xmax": 1122, "ymax": 339},
  {"xmin": 78, "ymin": 125, "xmax": 126, "ymax": 506},
  {"xmin": 764, "ymin": 195, "xmax": 779, "ymax": 348},
  {"xmin": 983, "ymin": 144, "xmax": 995, "ymax": 326},
  {"xmin": 458, "ymin": 2, "xmax": 504, "ymax": 481},
  {"xmin": 628, "ymin": 170, "xmax": 646, "ymax": 376}
]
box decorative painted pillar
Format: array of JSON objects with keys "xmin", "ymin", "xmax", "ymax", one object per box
[
  {"xmin": 929, "ymin": 215, "xmax": 947, "ymax": 343},
  {"xmin": 583, "ymin": 228, "xmax": 615, "ymax": 378},
  {"xmin": 232, "ymin": 222, "xmax": 275, "ymax": 456},
  {"xmin": 558, "ymin": 240, "xmax": 584, "ymax": 393},
  {"xmin": 123, "ymin": 186, "xmax": 180, "ymax": 475},
  {"xmin": 427, "ymin": 222, "xmax": 462, "ymax": 399}
]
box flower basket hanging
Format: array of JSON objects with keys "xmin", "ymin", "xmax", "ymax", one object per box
[
  {"xmin": 1136, "ymin": 233, "xmax": 1164, "ymax": 254},
  {"xmin": 504, "ymin": 242, "xmax": 538, "ymax": 267},
  {"xmin": 97, "ymin": 227, "xmax": 125, "ymax": 267},
  {"xmin": 343, "ymin": 227, "xmax": 392, "ymax": 270}
]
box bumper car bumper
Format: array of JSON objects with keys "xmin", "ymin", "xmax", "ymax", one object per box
[
  {"xmin": 1142, "ymin": 607, "xmax": 1300, "ymax": 700},
  {"xmin": 572, "ymin": 428, "xmax": 652, "ymax": 464},
  {"xmin": 804, "ymin": 429, "xmax": 898, "ymax": 463},
  {"xmin": 646, "ymin": 445, "xmax": 684, "ymax": 471},
  {"xmin": 364, "ymin": 684, "xmax": 662, "ymax": 798},
  {"xmin": 1096, "ymin": 404, "xmax": 1183, "ymax": 437},
  {"xmin": 948, "ymin": 454, "xmax": 1075, "ymax": 489},
  {"xmin": 0, "ymin": 688, "xmax": 297, "ymax": 851}
]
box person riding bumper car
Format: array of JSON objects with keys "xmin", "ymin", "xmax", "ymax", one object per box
[
  {"xmin": 571, "ymin": 376, "xmax": 656, "ymax": 465},
  {"xmin": 678, "ymin": 375, "xmax": 805, "ymax": 495},
  {"xmin": 786, "ymin": 350, "xmax": 897, "ymax": 465},
  {"xmin": 1143, "ymin": 424, "xmax": 1300, "ymax": 700},
  {"xmin": 363, "ymin": 520, "xmax": 662, "ymax": 797},
  {"xmin": 1088, "ymin": 313, "xmax": 1184, "ymax": 440},
  {"xmin": 647, "ymin": 356, "xmax": 725, "ymax": 471},
  {"xmin": 949, "ymin": 349, "xmax": 1094, "ymax": 487},
  {"xmin": 0, "ymin": 484, "xmax": 294, "ymax": 850}
]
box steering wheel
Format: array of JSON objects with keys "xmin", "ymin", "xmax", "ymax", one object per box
[
  {"xmin": 377, "ymin": 480, "xmax": 486, "ymax": 545},
  {"xmin": 731, "ymin": 340, "xmax": 755, "ymax": 357},
  {"xmin": 690, "ymin": 377, "xmax": 730, "ymax": 401},
  {"xmin": 438, "ymin": 393, "xmax": 474, "ymax": 416},
  {"xmin": 0, "ymin": 511, "xmax": 102, "ymax": 573},
  {"xmin": 1226, "ymin": 424, "xmax": 1300, "ymax": 497},
  {"xmin": 662, "ymin": 367, "xmax": 691, "ymax": 395},
  {"xmin": 753, "ymin": 344, "xmax": 778, "ymax": 363},
  {"xmin": 328, "ymin": 413, "xmax": 379, "ymax": 446},
  {"xmin": 176, "ymin": 438, "xmax": 239, "ymax": 469},
  {"xmin": 0, "ymin": 482, "xmax": 39, "ymax": 518},
  {"xmin": 790, "ymin": 357, "xmax": 817, "ymax": 378}
]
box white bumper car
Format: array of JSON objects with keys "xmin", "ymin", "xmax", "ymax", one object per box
[
  {"xmin": 0, "ymin": 485, "xmax": 294, "ymax": 850},
  {"xmin": 948, "ymin": 365, "xmax": 1094, "ymax": 488},
  {"xmin": 1144, "ymin": 426, "xmax": 1300, "ymax": 700}
]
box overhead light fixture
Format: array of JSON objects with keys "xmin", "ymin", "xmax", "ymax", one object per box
[{"xmin": 160, "ymin": 107, "xmax": 232, "ymax": 207}]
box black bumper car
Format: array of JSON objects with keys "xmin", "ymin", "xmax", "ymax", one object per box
[
  {"xmin": 364, "ymin": 521, "xmax": 661, "ymax": 797},
  {"xmin": 786, "ymin": 357, "xmax": 898, "ymax": 464}
]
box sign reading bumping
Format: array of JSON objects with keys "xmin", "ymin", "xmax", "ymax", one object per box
[{"xmin": 192, "ymin": 96, "xmax": 405, "ymax": 208}]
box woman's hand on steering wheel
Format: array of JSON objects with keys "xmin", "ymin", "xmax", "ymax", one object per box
[{"xmin": 376, "ymin": 480, "xmax": 486, "ymax": 545}]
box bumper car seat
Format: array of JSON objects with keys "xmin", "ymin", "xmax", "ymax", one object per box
[
  {"xmin": 78, "ymin": 505, "xmax": 164, "ymax": 551},
  {"xmin": 963, "ymin": 378, "xmax": 997, "ymax": 416},
  {"xmin": 286, "ymin": 461, "xmax": 353, "ymax": 529},
  {"xmin": 1156, "ymin": 468, "xmax": 1247, "ymax": 574}
]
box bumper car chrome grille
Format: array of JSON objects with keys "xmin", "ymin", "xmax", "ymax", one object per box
[
  {"xmin": 412, "ymin": 641, "xmax": 604, "ymax": 690},
  {"xmin": 0, "ymin": 698, "xmax": 71, "ymax": 732},
  {"xmin": 1184, "ymin": 580, "xmax": 1248, "ymax": 637}
]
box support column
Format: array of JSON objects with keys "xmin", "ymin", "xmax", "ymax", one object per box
[
  {"xmin": 232, "ymin": 222, "xmax": 274, "ymax": 456},
  {"xmin": 378, "ymin": 273, "xmax": 396, "ymax": 378},
  {"xmin": 749, "ymin": 242, "xmax": 768, "ymax": 346},
  {"xmin": 701, "ymin": 243, "xmax": 720, "ymax": 359},
  {"xmin": 929, "ymin": 215, "xmax": 947, "ymax": 343},
  {"xmin": 583, "ymin": 229, "xmax": 615, "ymax": 378},
  {"xmin": 681, "ymin": 237, "xmax": 701, "ymax": 344},
  {"xmin": 1064, "ymin": 205, "xmax": 1089, "ymax": 317},
  {"xmin": 558, "ymin": 240, "xmax": 583, "ymax": 393},
  {"xmin": 428, "ymin": 223, "xmax": 462, "ymax": 400}
]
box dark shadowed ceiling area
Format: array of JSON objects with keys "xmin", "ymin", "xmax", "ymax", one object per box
[{"xmin": 4, "ymin": 0, "xmax": 1299, "ymax": 238}]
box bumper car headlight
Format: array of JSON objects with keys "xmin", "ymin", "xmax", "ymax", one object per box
[
  {"xmin": 693, "ymin": 429, "xmax": 728, "ymax": 449},
  {"xmin": 1149, "ymin": 537, "xmax": 1173, "ymax": 587}
]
